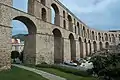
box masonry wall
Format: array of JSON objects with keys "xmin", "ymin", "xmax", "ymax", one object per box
[{"xmin": 0, "ymin": 2, "xmax": 12, "ymax": 70}]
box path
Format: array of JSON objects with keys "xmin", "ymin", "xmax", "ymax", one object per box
[{"xmin": 13, "ymin": 64, "xmax": 66, "ymax": 80}]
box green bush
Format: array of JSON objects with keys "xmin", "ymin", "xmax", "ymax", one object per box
[
  {"xmin": 36, "ymin": 64, "xmax": 90, "ymax": 77},
  {"xmin": 90, "ymin": 53, "xmax": 120, "ymax": 80}
]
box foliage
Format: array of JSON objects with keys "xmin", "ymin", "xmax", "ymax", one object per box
[{"xmin": 90, "ymin": 52, "xmax": 120, "ymax": 80}]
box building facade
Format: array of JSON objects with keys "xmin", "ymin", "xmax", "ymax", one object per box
[{"xmin": 0, "ymin": 0, "xmax": 120, "ymax": 70}]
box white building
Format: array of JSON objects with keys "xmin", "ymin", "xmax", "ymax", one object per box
[{"xmin": 11, "ymin": 39, "xmax": 24, "ymax": 53}]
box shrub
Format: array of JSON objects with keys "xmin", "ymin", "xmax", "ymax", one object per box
[
  {"xmin": 90, "ymin": 52, "xmax": 120, "ymax": 80},
  {"xmin": 11, "ymin": 51, "xmax": 19, "ymax": 59}
]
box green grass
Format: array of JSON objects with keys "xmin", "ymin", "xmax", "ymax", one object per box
[
  {"xmin": 38, "ymin": 68, "xmax": 96, "ymax": 80},
  {"xmin": 0, "ymin": 67, "xmax": 48, "ymax": 80}
]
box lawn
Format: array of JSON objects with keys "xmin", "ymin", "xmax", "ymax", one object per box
[
  {"xmin": 38, "ymin": 68, "xmax": 96, "ymax": 80},
  {"xmin": 0, "ymin": 67, "xmax": 48, "ymax": 80}
]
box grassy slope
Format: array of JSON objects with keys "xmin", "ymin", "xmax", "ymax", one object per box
[
  {"xmin": 39, "ymin": 68, "xmax": 96, "ymax": 80},
  {"xmin": 0, "ymin": 67, "xmax": 48, "ymax": 80}
]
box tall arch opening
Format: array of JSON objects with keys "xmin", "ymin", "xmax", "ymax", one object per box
[
  {"xmin": 92, "ymin": 31, "xmax": 95, "ymax": 40},
  {"xmin": 83, "ymin": 26, "xmax": 86, "ymax": 37},
  {"xmin": 98, "ymin": 33, "xmax": 101, "ymax": 41},
  {"xmin": 53, "ymin": 29, "xmax": 63, "ymax": 63},
  {"xmin": 77, "ymin": 22, "xmax": 80, "ymax": 35},
  {"xmin": 68, "ymin": 15, "xmax": 73, "ymax": 32},
  {"xmin": 93, "ymin": 41, "xmax": 97, "ymax": 52},
  {"xmin": 12, "ymin": 16, "xmax": 36, "ymax": 64},
  {"xmin": 79, "ymin": 37, "xmax": 83, "ymax": 58},
  {"xmin": 112, "ymin": 34, "xmax": 115, "ymax": 43},
  {"xmin": 63, "ymin": 20, "xmax": 66, "ymax": 29},
  {"xmin": 41, "ymin": 8, "xmax": 47, "ymax": 21},
  {"xmin": 105, "ymin": 33, "xmax": 108, "ymax": 41},
  {"xmin": 51, "ymin": 3, "xmax": 60, "ymax": 26},
  {"xmin": 105, "ymin": 42, "xmax": 109, "ymax": 49},
  {"xmin": 69, "ymin": 34, "xmax": 76, "ymax": 60},
  {"xmin": 99, "ymin": 42, "xmax": 103, "ymax": 50},
  {"xmin": 84, "ymin": 39, "xmax": 88, "ymax": 56},
  {"xmin": 87, "ymin": 29, "xmax": 89, "ymax": 38}
]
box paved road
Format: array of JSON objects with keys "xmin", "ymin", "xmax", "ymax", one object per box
[{"xmin": 13, "ymin": 64, "xmax": 66, "ymax": 80}]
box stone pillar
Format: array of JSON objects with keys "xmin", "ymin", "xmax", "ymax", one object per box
[
  {"xmin": 76, "ymin": 40, "xmax": 80, "ymax": 59},
  {"xmin": 82, "ymin": 42, "xmax": 86, "ymax": 58},
  {"xmin": 63, "ymin": 38, "xmax": 71, "ymax": 61},
  {"xmin": 91, "ymin": 42, "xmax": 94, "ymax": 53},
  {"xmin": 87, "ymin": 43, "xmax": 90, "ymax": 55},
  {"xmin": 35, "ymin": 34, "xmax": 54, "ymax": 64},
  {"xmin": 96, "ymin": 41, "xmax": 99, "ymax": 51},
  {"xmin": 24, "ymin": 34, "xmax": 36, "ymax": 64},
  {"xmin": 0, "ymin": 1, "xmax": 12, "ymax": 70}
]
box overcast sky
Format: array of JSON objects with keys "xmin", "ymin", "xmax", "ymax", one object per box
[{"xmin": 12, "ymin": 0, "xmax": 120, "ymax": 35}]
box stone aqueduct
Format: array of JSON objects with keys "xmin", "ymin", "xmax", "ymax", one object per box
[{"xmin": 0, "ymin": 0, "xmax": 120, "ymax": 70}]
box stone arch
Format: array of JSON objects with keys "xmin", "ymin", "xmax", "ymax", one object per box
[
  {"xmin": 63, "ymin": 10, "xmax": 65, "ymax": 18},
  {"xmin": 75, "ymin": 26, "xmax": 77, "ymax": 34},
  {"xmin": 105, "ymin": 42, "xmax": 109, "ymax": 49},
  {"xmin": 92, "ymin": 31, "xmax": 95, "ymax": 40},
  {"xmin": 69, "ymin": 33, "xmax": 76, "ymax": 60},
  {"xmin": 63, "ymin": 20, "xmax": 66, "ymax": 29},
  {"xmin": 112, "ymin": 34, "xmax": 115, "ymax": 43},
  {"xmin": 88, "ymin": 40, "xmax": 92, "ymax": 55},
  {"xmin": 84, "ymin": 39, "xmax": 88, "ymax": 56},
  {"xmin": 41, "ymin": 8, "xmax": 47, "ymax": 21},
  {"xmin": 53, "ymin": 28, "xmax": 63, "ymax": 63},
  {"xmin": 51, "ymin": 3, "xmax": 60, "ymax": 26},
  {"xmin": 93, "ymin": 41, "xmax": 97, "ymax": 52},
  {"xmin": 98, "ymin": 33, "xmax": 101, "ymax": 41},
  {"xmin": 13, "ymin": 16, "xmax": 37, "ymax": 64},
  {"xmin": 77, "ymin": 22, "xmax": 80, "ymax": 35},
  {"xmin": 99, "ymin": 42, "xmax": 103, "ymax": 50},
  {"xmin": 68, "ymin": 15, "xmax": 73, "ymax": 32},
  {"xmin": 109, "ymin": 34, "xmax": 111, "ymax": 42},
  {"xmin": 79, "ymin": 37, "xmax": 83, "ymax": 58},
  {"xmin": 105, "ymin": 33, "xmax": 108, "ymax": 41},
  {"xmin": 13, "ymin": 16, "xmax": 36, "ymax": 34},
  {"xmin": 83, "ymin": 26, "xmax": 86, "ymax": 37},
  {"xmin": 41, "ymin": 0, "xmax": 46, "ymax": 5}
]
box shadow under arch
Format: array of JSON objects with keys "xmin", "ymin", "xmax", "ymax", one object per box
[
  {"xmin": 88, "ymin": 40, "xmax": 92, "ymax": 55},
  {"xmin": 105, "ymin": 42, "xmax": 109, "ymax": 49},
  {"xmin": 79, "ymin": 37, "xmax": 83, "ymax": 58},
  {"xmin": 99, "ymin": 42, "xmax": 103, "ymax": 50},
  {"xmin": 84, "ymin": 39, "xmax": 88, "ymax": 56},
  {"xmin": 12, "ymin": 16, "xmax": 37, "ymax": 64},
  {"xmin": 52, "ymin": 28, "xmax": 64, "ymax": 64},
  {"xmin": 93, "ymin": 41, "xmax": 97, "ymax": 52},
  {"xmin": 69, "ymin": 33, "xmax": 76, "ymax": 60}
]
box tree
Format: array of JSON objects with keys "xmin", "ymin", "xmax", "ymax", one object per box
[{"xmin": 11, "ymin": 51, "xmax": 20, "ymax": 62}]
